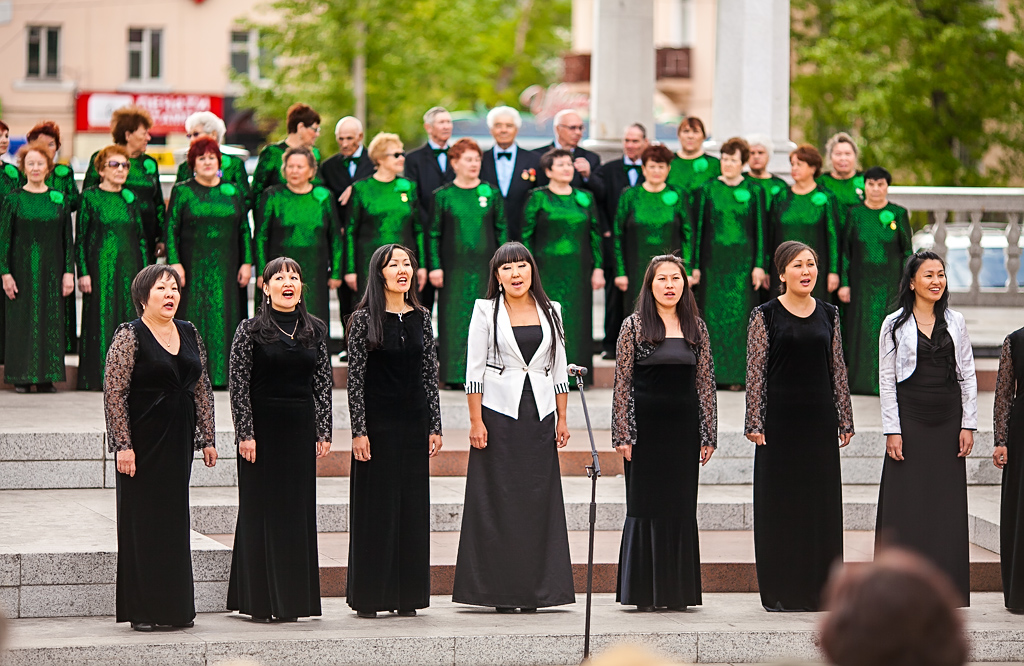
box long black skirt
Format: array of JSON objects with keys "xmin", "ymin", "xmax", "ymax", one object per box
[
  {"xmin": 453, "ymin": 385, "xmax": 575, "ymax": 608},
  {"xmin": 1002, "ymin": 399, "xmax": 1024, "ymax": 610},
  {"xmin": 617, "ymin": 363, "xmax": 702, "ymax": 608}
]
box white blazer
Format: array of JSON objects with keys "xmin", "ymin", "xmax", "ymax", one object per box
[
  {"xmin": 878, "ymin": 307, "xmax": 977, "ymax": 434},
  {"xmin": 465, "ymin": 298, "xmax": 570, "ymax": 420}
]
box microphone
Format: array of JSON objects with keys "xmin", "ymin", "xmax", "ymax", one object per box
[{"xmin": 566, "ymin": 364, "xmax": 589, "ymax": 377}]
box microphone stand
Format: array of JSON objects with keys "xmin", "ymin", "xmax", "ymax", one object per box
[{"xmin": 571, "ymin": 367, "xmax": 600, "ymax": 662}]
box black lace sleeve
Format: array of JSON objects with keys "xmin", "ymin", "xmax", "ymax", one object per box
[
  {"xmin": 313, "ymin": 337, "xmax": 334, "ymax": 443},
  {"xmin": 744, "ymin": 308, "xmax": 768, "ymax": 435},
  {"xmin": 611, "ymin": 315, "xmax": 638, "ymax": 449},
  {"xmin": 104, "ymin": 323, "xmax": 138, "ymax": 452},
  {"xmin": 347, "ymin": 309, "xmax": 369, "ymax": 438},
  {"xmin": 829, "ymin": 306, "xmax": 855, "ymax": 434},
  {"xmin": 421, "ymin": 307, "xmax": 442, "ymax": 435},
  {"xmin": 995, "ymin": 335, "xmax": 1015, "ymax": 448},
  {"xmin": 228, "ymin": 319, "xmax": 255, "ymax": 444},
  {"xmin": 696, "ymin": 318, "xmax": 718, "ymax": 448},
  {"xmin": 191, "ymin": 323, "xmax": 217, "ymax": 450}
]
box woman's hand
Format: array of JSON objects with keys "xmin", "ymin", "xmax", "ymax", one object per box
[
  {"xmin": 837, "ymin": 286, "xmax": 851, "ymax": 303},
  {"xmin": 689, "ymin": 269, "xmax": 701, "ymax": 286},
  {"xmin": 2, "ymin": 274, "xmax": 17, "ymax": 300},
  {"xmin": 827, "ymin": 272, "xmax": 840, "ymax": 293},
  {"xmin": 316, "ymin": 441, "xmax": 332, "ymax": 459},
  {"xmin": 886, "ymin": 434, "xmax": 904, "ymax": 461},
  {"xmin": 203, "ymin": 446, "xmax": 218, "ymax": 467},
  {"xmin": 761, "ymin": 274, "xmax": 771, "ymax": 290},
  {"xmin": 555, "ymin": 418, "xmax": 571, "ymax": 448},
  {"xmin": 429, "ymin": 434, "xmax": 443, "ymax": 458},
  {"xmin": 255, "ymin": 276, "xmax": 263, "ymax": 289},
  {"xmin": 751, "ymin": 267, "xmax": 766, "ymax": 289},
  {"xmin": 237, "ymin": 264, "xmax": 252, "ymax": 288},
  {"xmin": 994, "ymin": 445, "xmax": 1008, "ymax": 469},
  {"xmin": 352, "ymin": 435, "xmax": 371, "ymax": 461},
  {"xmin": 839, "ymin": 432, "xmax": 853, "ymax": 448},
  {"xmin": 328, "ymin": 278, "xmax": 342, "ymax": 289},
  {"xmin": 591, "ymin": 268, "xmax": 606, "ymax": 291},
  {"xmin": 171, "ymin": 264, "xmax": 186, "ymax": 287},
  {"xmin": 616, "ymin": 444, "xmax": 632, "ymax": 461},
  {"xmin": 469, "ymin": 419, "xmax": 487, "ymax": 449},
  {"xmin": 958, "ymin": 429, "xmax": 974, "ymax": 458},
  {"xmin": 239, "ymin": 439, "xmax": 256, "ymax": 463},
  {"xmin": 340, "ymin": 185, "xmax": 353, "ymax": 206},
  {"xmin": 700, "ymin": 445, "xmax": 715, "ymax": 465},
  {"xmin": 417, "ymin": 268, "xmax": 428, "ymax": 291},
  {"xmin": 614, "ymin": 276, "xmax": 628, "ymax": 292},
  {"xmin": 429, "ymin": 269, "xmax": 444, "ymax": 289},
  {"xmin": 116, "ymin": 449, "xmax": 137, "ymax": 477},
  {"xmin": 746, "ymin": 432, "xmax": 766, "ymax": 446},
  {"xmin": 78, "ymin": 275, "xmax": 92, "ymax": 294},
  {"xmin": 62, "ymin": 273, "xmax": 75, "ymax": 297},
  {"xmin": 344, "ymin": 274, "xmax": 358, "ymax": 291}
]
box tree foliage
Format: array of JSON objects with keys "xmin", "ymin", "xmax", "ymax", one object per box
[
  {"xmin": 236, "ymin": 0, "xmax": 570, "ymax": 154},
  {"xmin": 792, "ymin": 0, "xmax": 1024, "ymax": 186}
]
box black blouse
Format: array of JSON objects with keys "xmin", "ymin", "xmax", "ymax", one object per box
[{"xmin": 995, "ymin": 327, "xmax": 1024, "ymax": 448}]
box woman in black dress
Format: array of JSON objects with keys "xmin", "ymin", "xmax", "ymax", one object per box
[
  {"xmin": 104, "ymin": 265, "xmax": 217, "ymax": 631},
  {"xmin": 995, "ymin": 326, "xmax": 1024, "ymax": 611},
  {"xmin": 745, "ymin": 240, "xmax": 854, "ymax": 611},
  {"xmin": 227, "ymin": 256, "xmax": 333, "ymax": 622},
  {"xmin": 346, "ymin": 244, "xmax": 443, "ymax": 618},
  {"xmin": 876, "ymin": 251, "xmax": 977, "ymax": 606},
  {"xmin": 612, "ymin": 254, "xmax": 717, "ymax": 612},
  {"xmin": 453, "ymin": 242, "xmax": 574, "ymax": 613}
]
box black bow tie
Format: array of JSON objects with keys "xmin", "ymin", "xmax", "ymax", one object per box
[
  {"xmin": 497, "ymin": 151, "xmax": 513, "ymax": 161},
  {"xmin": 624, "ymin": 163, "xmax": 641, "ymax": 172},
  {"xmin": 432, "ymin": 147, "xmax": 448, "ymax": 157},
  {"xmin": 342, "ymin": 156, "xmax": 357, "ymax": 167}
]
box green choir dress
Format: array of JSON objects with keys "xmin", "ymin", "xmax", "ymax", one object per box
[
  {"xmin": 817, "ymin": 172, "xmax": 865, "ymax": 260},
  {"xmin": 176, "ymin": 154, "xmax": 252, "ymax": 211},
  {"xmin": 166, "ymin": 179, "xmax": 253, "ymax": 388},
  {"xmin": 693, "ymin": 178, "xmax": 766, "ymax": 386},
  {"xmin": 0, "ymin": 189, "xmax": 73, "ymax": 385},
  {"xmin": 429, "ymin": 182, "xmax": 508, "ymax": 385},
  {"xmin": 84, "ymin": 152, "xmax": 164, "ymax": 263},
  {"xmin": 667, "ymin": 154, "xmax": 721, "ymax": 236},
  {"xmin": 344, "ymin": 177, "xmax": 423, "ymax": 295},
  {"xmin": 522, "ymin": 186, "xmax": 602, "ymax": 376},
  {"xmin": 250, "ymin": 141, "xmax": 322, "ymax": 211},
  {"xmin": 840, "ymin": 202, "xmax": 913, "ymax": 395},
  {"xmin": 0, "ymin": 163, "xmax": 22, "ymax": 364},
  {"xmin": 767, "ymin": 185, "xmax": 840, "ymax": 300},
  {"xmin": 75, "ymin": 187, "xmax": 148, "ymax": 390},
  {"xmin": 744, "ymin": 173, "xmax": 788, "ymax": 214},
  {"xmin": 254, "ymin": 184, "xmax": 342, "ymax": 321},
  {"xmin": 612, "ymin": 184, "xmax": 691, "ymax": 312}
]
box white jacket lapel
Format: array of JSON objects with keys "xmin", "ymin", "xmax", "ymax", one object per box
[{"xmin": 496, "ymin": 300, "xmax": 526, "ymax": 367}]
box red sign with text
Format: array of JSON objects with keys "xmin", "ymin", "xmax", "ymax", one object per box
[{"xmin": 75, "ymin": 92, "xmax": 224, "ymax": 134}]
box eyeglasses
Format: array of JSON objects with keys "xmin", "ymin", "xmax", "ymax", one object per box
[
  {"xmin": 106, "ymin": 161, "xmax": 130, "ymax": 170},
  {"xmin": 310, "ymin": 126, "xmax": 322, "ymax": 134},
  {"xmin": 558, "ymin": 124, "xmax": 585, "ymax": 132},
  {"xmin": 388, "ymin": 151, "xmax": 406, "ymax": 159}
]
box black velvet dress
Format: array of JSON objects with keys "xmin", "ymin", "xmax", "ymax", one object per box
[
  {"xmin": 227, "ymin": 309, "xmax": 334, "ymax": 619},
  {"xmin": 995, "ymin": 327, "xmax": 1024, "ymax": 610},
  {"xmin": 104, "ymin": 320, "xmax": 216, "ymax": 626},
  {"xmin": 745, "ymin": 299, "xmax": 854, "ymax": 611},
  {"xmin": 346, "ymin": 307, "xmax": 441, "ymax": 613},
  {"xmin": 875, "ymin": 326, "xmax": 970, "ymax": 605}
]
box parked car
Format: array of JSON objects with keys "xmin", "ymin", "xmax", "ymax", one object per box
[{"xmin": 913, "ymin": 224, "xmax": 1024, "ymax": 289}]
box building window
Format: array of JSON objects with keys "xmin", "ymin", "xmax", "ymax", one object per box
[
  {"xmin": 128, "ymin": 28, "xmax": 163, "ymax": 82},
  {"xmin": 26, "ymin": 26, "xmax": 60, "ymax": 79},
  {"xmin": 230, "ymin": 29, "xmax": 270, "ymax": 81}
]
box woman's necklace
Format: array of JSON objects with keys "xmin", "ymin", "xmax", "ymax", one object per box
[
  {"xmin": 272, "ymin": 319, "xmax": 298, "ymax": 339},
  {"xmin": 144, "ymin": 318, "xmax": 175, "ymax": 347}
]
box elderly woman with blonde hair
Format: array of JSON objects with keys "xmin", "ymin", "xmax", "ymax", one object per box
[
  {"xmin": 344, "ymin": 132, "xmax": 425, "ymax": 295},
  {"xmin": 175, "ymin": 111, "xmax": 251, "ymax": 209}
]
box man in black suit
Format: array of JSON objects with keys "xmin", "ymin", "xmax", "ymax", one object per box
[
  {"xmin": 594, "ymin": 123, "xmax": 649, "ymax": 359},
  {"xmin": 534, "ymin": 109, "xmax": 602, "ymax": 193},
  {"xmin": 479, "ymin": 105, "xmax": 541, "ymax": 241},
  {"xmin": 403, "ymin": 106, "xmax": 455, "ymax": 313},
  {"xmin": 320, "ymin": 116, "xmax": 376, "ymax": 357}
]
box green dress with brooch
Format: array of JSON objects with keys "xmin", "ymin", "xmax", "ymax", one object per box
[
  {"xmin": 767, "ymin": 185, "xmax": 840, "ymax": 301},
  {"xmin": 744, "ymin": 173, "xmax": 788, "ymax": 217},
  {"xmin": 177, "ymin": 154, "xmax": 253, "ymax": 212},
  {"xmin": 345, "ymin": 177, "xmax": 423, "ymax": 295},
  {"xmin": 0, "ymin": 162, "xmax": 23, "ymax": 363},
  {"xmin": 84, "ymin": 152, "xmax": 165, "ymax": 263},
  {"xmin": 250, "ymin": 141, "xmax": 322, "ymax": 212},
  {"xmin": 667, "ymin": 155, "xmax": 722, "ymax": 246}
]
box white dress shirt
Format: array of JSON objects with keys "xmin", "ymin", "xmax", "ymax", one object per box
[
  {"xmin": 493, "ymin": 143, "xmax": 518, "ymax": 197},
  {"xmin": 624, "ymin": 156, "xmax": 642, "ymax": 187},
  {"xmin": 347, "ymin": 145, "xmax": 364, "ymax": 178},
  {"xmin": 428, "ymin": 139, "xmax": 448, "ymax": 173}
]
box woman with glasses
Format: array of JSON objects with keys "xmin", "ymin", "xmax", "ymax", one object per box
[
  {"xmin": 251, "ymin": 103, "xmax": 323, "ymax": 207},
  {"xmin": 175, "ymin": 112, "xmax": 252, "ymax": 211}
]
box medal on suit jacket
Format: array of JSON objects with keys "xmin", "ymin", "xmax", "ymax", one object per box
[{"xmin": 521, "ymin": 168, "xmax": 536, "ymax": 182}]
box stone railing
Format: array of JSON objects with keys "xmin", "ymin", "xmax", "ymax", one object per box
[{"xmin": 888, "ymin": 186, "xmax": 1024, "ymax": 307}]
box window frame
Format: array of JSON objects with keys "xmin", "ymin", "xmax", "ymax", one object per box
[
  {"xmin": 127, "ymin": 27, "xmax": 164, "ymax": 84},
  {"xmin": 26, "ymin": 25, "xmax": 61, "ymax": 80}
]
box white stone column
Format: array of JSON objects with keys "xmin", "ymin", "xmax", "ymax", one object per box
[
  {"xmin": 583, "ymin": 0, "xmax": 656, "ymax": 161},
  {"xmin": 710, "ymin": 0, "xmax": 793, "ymax": 174}
]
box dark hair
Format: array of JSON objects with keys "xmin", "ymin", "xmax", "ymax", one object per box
[
  {"xmin": 774, "ymin": 240, "xmax": 819, "ymax": 295},
  {"xmin": 110, "ymin": 105, "xmax": 153, "ymax": 145},
  {"xmin": 0, "ymin": 119, "xmax": 8, "ymax": 134},
  {"xmin": 448, "ymin": 137, "xmax": 482, "ymax": 162},
  {"xmin": 635, "ymin": 254, "xmax": 702, "ymax": 346},
  {"xmin": 539, "ymin": 148, "xmax": 573, "ymax": 173},
  {"xmin": 676, "ymin": 116, "xmax": 706, "ymax": 138},
  {"xmin": 187, "ymin": 136, "xmax": 221, "ymax": 172},
  {"xmin": 641, "ymin": 144, "xmax": 674, "ymax": 166},
  {"xmin": 790, "ymin": 144, "xmax": 823, "ymax": 178},
  {"xmin": 351, "ymin": 244, "xmax": 426, "ymax": 350},
  {"xmin": 16, "ymin": 140, "xmax": 55, "ymax": 174},
  {"xmin": 889, "ymin": 251, "xmax": 949, "ymax": 353},
  {"xmin": 864, "ymin": 165, "xmax": 892, "ymax": 184},
  {"xmin": 131, "ymin": 264, "xmax": 181, "ymax": 317},
  {"xmin": 251, "ymin": 257, "xmax": 327, "ymax": 348},
  {"xmin": 26, "ymin": 121, "xmax": 61, "ymax": 150},
  {"xmin": 820, "ymin": 547, "xmax": 967, "ymax": 666},
  {"xmin": 286, "ymin": 103, "xmax": 321, "ymax": 134},
  {"xmin": 485, "ymin": 242, "xmax": 565, "ymax": 369},
  {"xmin": 720, "ymin": 136, "xmax": 750, "ymax": 163}
]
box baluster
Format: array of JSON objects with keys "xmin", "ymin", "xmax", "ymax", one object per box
[
  {"xmin": 1006, "ymin": 213, "xmax": 1022, "ymax": 294},
  {"xmin": 967, "ymin": 211, "xmax": 984, "ymax": 301},
  {"xmin": 932, "ymin": 210, "xmax": 949, "ymax": 261}
]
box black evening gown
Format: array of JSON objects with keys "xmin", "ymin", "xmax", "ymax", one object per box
[
  {"xmin": 875, "ymin": 326, "xmax": 970, "ymax": 605},
  {"xmin": 104, "ymin": 319, "xmax": 216, "ymax": 625},
  {"xmin": 453, "ymin": 325, "xmax": 575, "ymax": 609},
  {"xmin": 227, "ymin": 309, "xmax": 334, "ymax": 619},
  {"xmin": 745, "ymin": 299, "xmax": 853, "ymax": 611},
  {"xmin": 995, "ymin": 328, "xmax": 1024, "ymax": 610},
  {"xmin": 346, "ymin": 308, "xmax": 441, "ymax": 613}
]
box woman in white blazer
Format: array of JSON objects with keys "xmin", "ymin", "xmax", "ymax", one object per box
[
  {"xmin": 876, "ymin": 250, "xmax": 976, "ymax": 605},
  {"xmin": 452, "ymin": 241, "xmax": 575, "ymax": 613}
]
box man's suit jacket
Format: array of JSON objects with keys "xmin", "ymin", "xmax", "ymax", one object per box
[
  {"xmin": 403, "ymin": 143, "xmax": 455, "ymax": 230},
  {"xmin": 480, "ymin": 144, "xmax": 541, "ymax": 241},
  {"xmin": 319, "ymin": 150, "xmax": 376, "ymax": 223},
  {"xmin": 595, "ymin": 158, "xmax": 645, "ymax": 235},
  {"xmin": 533, "ymin": 142, "xmax": 602, "ymax": 194}
]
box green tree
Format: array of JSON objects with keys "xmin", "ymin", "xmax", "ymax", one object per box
[
  {"xmin": 792, "ymin": 0, "xmax": 1024, "ymax": 186},
  {"xmin": 236, "ymin": 0, "xmax": 570, "ymax": 155}
]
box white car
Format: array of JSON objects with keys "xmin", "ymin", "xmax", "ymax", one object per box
[{"xmin": 913, "ymin": 225, "xmax": 1023, "ymax": 289}]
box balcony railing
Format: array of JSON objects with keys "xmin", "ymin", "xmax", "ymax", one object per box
[{"xmin": 561, "ymin": 47, "xmax": 691, "ymax": 84}]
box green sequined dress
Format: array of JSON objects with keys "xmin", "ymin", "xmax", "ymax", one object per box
[
  {"xmin": 0, "ymin": 163, "xmax": 23, "ymax": 363},
  {"xmin": 612, "ymin": 184, "xmax": 691, "ymax": 312},
  {"xmin": 84, "ymin": 152, "xmax": 164, "ymax": 263},
  {"xmin": 522, "ymin": 186, "xmax": 602, "ymax": 376},
  {"xmin": 744, "ymin": 173, "xmax": 788, "ymax": 215},
  {"xmin": 254, "ymin": 185, "xmax": 342, "ymax": 320},
  {"xmin": 166, "ymin": 180, "xmax": 253, "ymax": 388},
  {"xmin": 75, "ymin": 188, "xmax": 148, "ymax": 390},
  {"xmin": 429, "ymin": 182, "xmax": 508, "ymax": 385},
  {"xmin": 818, "ymin": 173, "xmax": 865, "ymax": 273},
  {"xmin": 0, "ymin": 189, "xmax": 73, "ymax": 384},
  {"xmin": 667, "ymin": 154, "xmax": 721, "ymax": 235},
  {"xmin": 176, "ymin": 154, "xmax": 252, "ymax": 211},
  {"xmin": 693, "ymin": 178, "xmax": 765, "ymax": 385},
  {"xmin": 767, "ymin": 186, "xmax": 840, "ymax": 300},
  {"xmin": 841, "ymin": 203, "xmax": 913, "ymax": 395},
  {"xmin": 250, "ymin": 141, "xmax": 322, "ymax": 210},
  {"xmin": 344, "ymin": 177, "xmax": 423, "ymax": 295}
]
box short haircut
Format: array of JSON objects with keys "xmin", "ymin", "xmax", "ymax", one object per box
[
  {"xmin": 186, "ymin": 136, "xmax": 221, "ymax": 172},
  {"xmin": 26, "ymin": 121, "xmax": 62, "ymax": 150},
  {"xmin": 676, "ymin": 116, "xmax": 706, "ymax": 138},
  {"xmin": 367, "ymin": 132, "xmax": 403, "ymax": 165},
  {"xmin": 280, "ymin": 145, "xmax": 317, "ymax": 179},
  {"xmin": 486, "ymin": 106, "xmax": 522, "ymax": 129},
  {"xmin": 16, "ymin": 140, "xmax": 55, "ymax": 174},
  {"xmin": 110, "ymin": 105, "xmax": 153, "ymax": 145},
  {"xmin": 863, "ymin": 165, "xmax": 892, "ymax": 184},
  {"xmin": 641, "ymin": 144, "xmax": 674, "ymax": 166},
  {"xmin": 423, "ymin": 106, "xmax": 450, "ymax": 126},
  {"xmin": 131, "ymin": 264, "xmax": 181, "ymax": 317},
  {"xmin": 335, "ymin": 116, "xmax": 363, "ymax": 136},
  {"xmin": 720, "ymin": 136, "xmax": 750, "ymax": 163},
  {"xmin": 94, "ymin": 144, "xmax": 131, "ymax": 174},
  {"xmin": 286, "ymin": 103, "xmax": 320, "ymax": 134},
  {"xmin": 790, "ymin": 143, "xmax": 824, "ymax": 178},
  {"xmin": 774, "ymin": 240, "xmax": 819, "ymax": 294},
  {"xmin": 746, "ymin": 133, "xmax": 774, "ymax": 155},
  {"xmin": 539, "ymin": 148, "xmax": 573, "ymax": 173},
  {"xmin": 447, "ymin": 137, "xmax": 482, "ymax": 162},
  {"xmin": 553, "ymin": 108, "xmax": 581, "ymax": 129},
  {"xmin": 825, "ymin": 131, "xmax": 859, "ymax": 159},
  {"xmin": 625, "ymin": 122, "xmax": 647, "ymax": 139},
  {"xmin": 184, "ymin": 111, "xmax": 226, "ymax": 143}
]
